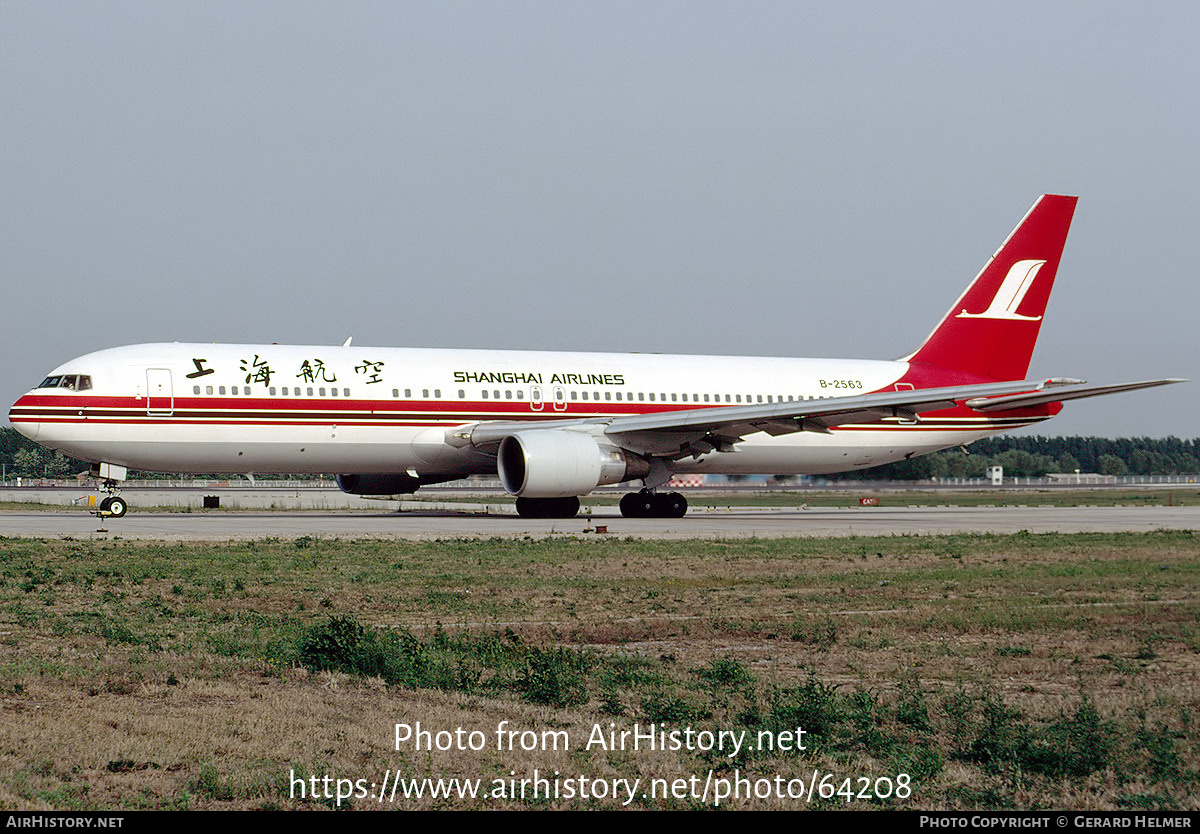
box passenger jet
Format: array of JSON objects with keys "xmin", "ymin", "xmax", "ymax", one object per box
[{"xmin": 8, "ymin": 195, "xmax": 1182, "ymax": 519}]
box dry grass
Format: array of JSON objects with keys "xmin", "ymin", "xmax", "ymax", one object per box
[{"xmin": 1, "ymin": 531, "xmax": 1197, "ymax": 810}]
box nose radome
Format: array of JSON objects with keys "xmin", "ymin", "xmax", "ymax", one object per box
[{"xmin": 9, "ymin": 395, "xmax": 40, "ymax": 441}]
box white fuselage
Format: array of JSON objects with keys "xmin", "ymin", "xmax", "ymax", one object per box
[{"xmin": 9, "ymin": 342, "xmax": 1041, "ymax": 479}]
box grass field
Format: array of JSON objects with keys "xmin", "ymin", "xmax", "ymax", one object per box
[{"xmin": 1, "ymin": 531, "xmax": 1197, "ymax": 810}]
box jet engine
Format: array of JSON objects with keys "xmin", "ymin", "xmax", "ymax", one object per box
[{"xmin": 497, "ymin": 430, "xmax": 650, "ymax": 497}]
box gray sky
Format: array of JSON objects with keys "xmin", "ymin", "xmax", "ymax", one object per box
[{"xmin": 2, "ymin": 2, "xmax": 1195, "ymax": 437}]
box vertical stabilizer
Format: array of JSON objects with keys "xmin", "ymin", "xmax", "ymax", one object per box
[{"xmin": 903, "ymin": 194, "xmax": 1077, "ymax": 381}]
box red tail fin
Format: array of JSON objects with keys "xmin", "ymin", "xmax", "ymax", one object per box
[{"xmin": 903, "ymin": 194, "xmax": 1078, "ymax": 381}]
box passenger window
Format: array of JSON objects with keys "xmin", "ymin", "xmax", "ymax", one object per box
[
  {"xmin": 206, "ymin": 386, "xmax": 214, "ymax": 395},
  {"xmin": 219, "ymin": 386, "xmax": 226, "ymax": 395},
  {"xmin": 306, "ymin": 387, "xmax": 313, "ymax": 396},
  {"xmin": 193, "ymin": 386, "xmax": 201, "ymax": 395},
  {"xmin": 319, "ymin": 387, "xmax": 326, "ymax": 396}
]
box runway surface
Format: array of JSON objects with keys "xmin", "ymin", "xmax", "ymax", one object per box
[{"xmin": 0, "ymin": 504, "xmax": 1196, "ymax": 540}]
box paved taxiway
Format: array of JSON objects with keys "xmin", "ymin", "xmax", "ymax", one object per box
[{"xmin": 0, "ymin": 504, "xmax": 1196, "ymax": 540}]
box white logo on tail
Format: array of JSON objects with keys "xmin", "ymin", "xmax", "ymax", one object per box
[{"xmin": 956, "ymin": 259, "xmax": 1046, "ymax": 321}]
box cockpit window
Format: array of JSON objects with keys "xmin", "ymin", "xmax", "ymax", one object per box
[{"xmin": 37, "ymin": 375, "xmax": 92, "ymax": 390}]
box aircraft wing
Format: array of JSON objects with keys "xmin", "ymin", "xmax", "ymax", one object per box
[
  {"xmin": 606, "ymin": 377, "xmax": 1187, "ymax": 458},
  {"xmin": 456, "ymin": 377, "xmax": 1184, "ymax": 460},
  {"xmin": 458, "ymin": 379, "xmax": 1040, "ymax": 458},
  {"xmin": 602, "ymin": 379, "xmax": 1043, "ymax": 457}
]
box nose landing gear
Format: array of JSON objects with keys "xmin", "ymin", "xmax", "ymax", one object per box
[
  {"xmin": 98, "ymin": 495, "xmax": 128, "ymax": 518},
  {"xmin": 91, "ymin": 474, "xmax": 128, "ymax": 518},
  {"xmin": 86, "ymin": 464, "xmax": 129, "ymax": 519}
]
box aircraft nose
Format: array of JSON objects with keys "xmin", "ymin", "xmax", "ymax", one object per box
[{"xmin": 9, "ymin": 394, "xmax": 40, "ymax": 441}]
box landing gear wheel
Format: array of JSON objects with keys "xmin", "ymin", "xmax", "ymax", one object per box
[
  {"xmin": 619, "ymin": 493, "xmax": 639, "ymax": 517},
  {"xmin": 515, "ymin": 496, "xmax": 580, "ymax": 519},
  {"xmin": 100, "ymin": 496, "xmax": 128, "ymax": 518},
  {"xmin": 662, "ymin": 492, "xmax": 688, "ymax": 518},
  {"xmin": 620, "ymin": 490, "xmax": 657, "ymax": 518}
]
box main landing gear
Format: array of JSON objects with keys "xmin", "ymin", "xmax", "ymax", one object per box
[
  {"xmin": 619, "ymin": 489, "xmax": 687, "ymax": 519},
  {"xmin": 513, "ymin": 490, "xmax": 689, "ymax": 519}
]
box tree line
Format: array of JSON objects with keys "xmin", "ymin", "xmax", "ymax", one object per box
[
  {"xmin": 842, "ymin": 435, "xmax": 1200, "ymax": 480},
  {"xmin": 0, "ymin": 426, "xmax": 80, "ymax": 478},
  {"xmin": 2, "ymin": 425, "xmax": 1198, "ymax": 481}
]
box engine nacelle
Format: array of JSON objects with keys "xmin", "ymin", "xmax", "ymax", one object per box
[
  {"xmin": 336, "ymin": 473, "xmax": 423, "ymax": 495},
  {"xmin": 497, "ymin": 430, "xmax": 649, "ymax": 497}
]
